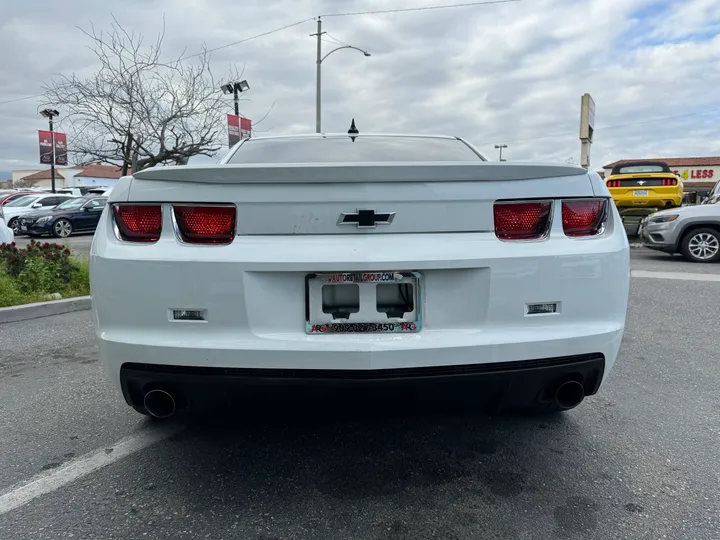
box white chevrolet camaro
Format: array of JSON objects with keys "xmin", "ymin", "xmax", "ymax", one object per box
[{"xmin": 90, "ymin": 134, "xmax": 630, "ymax": 418}]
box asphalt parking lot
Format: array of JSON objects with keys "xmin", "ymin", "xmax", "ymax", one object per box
[{"xmin": 1, "ymin": 250, "xmax": 719, "ymax": 539}]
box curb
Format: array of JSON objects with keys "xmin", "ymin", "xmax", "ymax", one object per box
[{"xmin": 0, "ymin": 296, "xmax": 92, "ymax": 324}]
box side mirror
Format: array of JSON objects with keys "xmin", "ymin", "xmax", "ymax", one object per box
[
  {"xmin": 31, "ymin": 203, "xmax": 42, "ymax": 208},
  {"xmin": 83, "ymin": 206, "xmax": 91, "ymax": 212}
]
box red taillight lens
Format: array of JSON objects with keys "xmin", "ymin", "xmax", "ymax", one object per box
[
  {"xmin": 561, "ymin": 199, "xmax": 607, "ymax": 237},
  {"xmin": 662, "ymin": 178, "xmax": 677, "ymax": 186},
  {"xmin": 494, "ymin": 201, "xmax": 552, "ymax": 240},
  {"xmin": 606, "ymin": 180, "xmax": 620, "ymax": 187},
  {"xmin": 173, "ymin": 205, "xmax": 236, "ymax": 244},
  {"xmin": 112, "ymin": 205, "xmax": 162, "ymax": 242}
]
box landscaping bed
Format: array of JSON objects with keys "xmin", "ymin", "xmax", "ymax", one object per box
[{"xmin": 0, "ymin": 240, "xmax": 90, "ymax": 308}]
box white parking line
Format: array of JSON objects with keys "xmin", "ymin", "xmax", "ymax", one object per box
[
  {"xmin": 632, "ymin": 270, "xmax": 720, "ymax": 282},
  {"xmin": 0, "ymin": 423, "xmax": 184, "ymax": 516}
]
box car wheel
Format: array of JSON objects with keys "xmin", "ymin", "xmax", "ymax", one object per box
[
  {"xmin": 680, "ymin": 228, "xmax": 720, "ymax": 263},
  {"xmin": 8, "ymin": 218, "xmax": 20, "ymax": 235},
  {"xmin": 52, "ymin": 219, "xmax": 73, "ymax": 238}
]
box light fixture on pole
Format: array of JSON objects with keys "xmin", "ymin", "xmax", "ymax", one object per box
[
  {"xmin": 221, "ymin": 80, "xmax": 250, "ymax": 116},
  {"xmin": 311, "ymin": 18, "xmax": 371, "ymax": 133},
  {"xmin": 40, "ymin": 108, "xmax": 60, "ymax": 193},
  {"xmin": 494, "ymin": 143, "xmax": 508, "ymax": 162}
]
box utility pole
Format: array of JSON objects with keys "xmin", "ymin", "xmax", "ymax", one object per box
[
  {"xmin": 312, "ymin": 18, "xmax": 325, "ymax": 133},
  {"xmin": 494, "ymin": 143, "xmax": 508, "ymax": 162},
  {"xmin": 579, "ymin": 93, "xmax": 595, "ymax": 169},
  {"xmin": 40, "ymin": 108, "xmax": 60, "ymax": 193}
]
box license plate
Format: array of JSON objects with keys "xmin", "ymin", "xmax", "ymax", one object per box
[
  {"xmin": 305, "ymin": 271, "xmax": 421, "ymax": 334},
  {"xmin": 20, "ymin": 225, "xmax": 27, "ymax": 231},
  {"xmin": 634, "ymin": 190, "xmax": 649, "ymax": 197}
]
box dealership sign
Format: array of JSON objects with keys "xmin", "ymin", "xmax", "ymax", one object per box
[
  {"xmin": 38, "ymin": 130, "xmax": 68, "ymax": 165},
  {"xmin": 227, "ymin": 114, "xmax": 252, "ymax": 147}
]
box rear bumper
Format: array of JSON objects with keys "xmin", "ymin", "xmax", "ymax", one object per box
[{"xmin": 120, "ymin": 353, "xmax": 606, "ymax": 411}]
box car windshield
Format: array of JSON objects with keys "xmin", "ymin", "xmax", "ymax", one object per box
[
  {"xmin": 56, "ymin": 198, "xmax": 86, "ymax": 210},
  {"xmin": 4, "ymin": 195, "xmax": 37, "ymax": 207},
  {"xmin": 228, "ymin": 136, "xmax": 485, "ymax": 163}
]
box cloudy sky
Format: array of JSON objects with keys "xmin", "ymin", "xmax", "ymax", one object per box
[{"xmin": 0, "ymin": 0, "xmax": 718, "ymax": 178}]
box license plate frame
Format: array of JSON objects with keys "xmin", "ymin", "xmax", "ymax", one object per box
[
  {"xmin": 305, "ymin": 271, "xmax": 422, "ymax": 334},
  {"xmin": 634, "ymin": 189, "xmax": 649, "ymax": 197}
]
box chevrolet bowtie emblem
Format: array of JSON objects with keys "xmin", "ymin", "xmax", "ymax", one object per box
[{"xmin": 338, "ymin": 209, "xmax": 396, "ymax": 228}]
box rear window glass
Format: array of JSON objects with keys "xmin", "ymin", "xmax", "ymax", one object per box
[
  {"xmin": 617, "ymin": 165, "xmax": 664, "ymax": 174},
  {"xmin": 228, "ymin": 136, "xmax": 484, "ymax": 163}
]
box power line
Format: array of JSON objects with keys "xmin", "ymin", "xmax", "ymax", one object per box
[
  {"xmin": 0, "ymin": 18, "xmax": 315, "ymax": 107},
  {"xmin": 0, "ymin": 2, "xmax": 522, "ymax": 107},
  {"xmin": 178, "ymin": 18, "xmax": 314, "ymax": 60},
  {"xmin": 321, "ymin": 0, "xmax": 521, "ymax": 17},
  {"xmin": 0, "ymin": 94, "xmax": 43, "ymax": 106}
]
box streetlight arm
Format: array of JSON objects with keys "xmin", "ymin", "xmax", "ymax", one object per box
[{"xmin": 320, "ymin": 45, "xmax": 370, "ymax": 63}]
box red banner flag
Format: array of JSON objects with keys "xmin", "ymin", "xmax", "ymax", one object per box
[
  {"xmin": 39, "ymin": 130, "xmax": 53, "ymax": 165},
  {"xmin": 227, "ymin": 114, "xmax": 240, "ymax": 148},
  {"xmin": 240, "ymin": 117, "xmax": 252, "ymax": 140},
  {"xmin": 54, "ymin": 132, "xmax": 68, "ymax": 166}
]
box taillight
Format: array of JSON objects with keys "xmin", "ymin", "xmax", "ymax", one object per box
[
  {"xmin": 172, "ymin": 205, "xmax": 236, "ymax": 244},
  {"xmin": 561, "ymin": 199, "xmax": 607, "ymax": 237},
  {"xmin": 662, "ymin": 178, "xmax": 677, "ymax": 186},
  {"xmin": 112, "ymin": 204, "xmax": 162, "ymax": 242},
  {"xmin": 606, "ymin": 180, "xmax": 620, "ymax": 187},
  {"xmin": 493, "ymin": 201, "xmax": 552, "ymax": 240}
]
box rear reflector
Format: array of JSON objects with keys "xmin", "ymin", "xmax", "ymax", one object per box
[
  {"xmin": 112, "ymin": 205, "xmax": 162, "ymax": 242},
  {"xmin": 172, "ymin": 205, "xmax": 236, "ymax": 244},
  {"xmin": 493, "ymin": 201, "xmax": 552, "ymax": 240},
  {"xmin": 561, "ymin": 199, "xmax": 607, "ymax": 237}
]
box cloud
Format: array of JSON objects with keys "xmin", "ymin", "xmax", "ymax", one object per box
[{"xmin": 0, "ymin": 0, "xmax": 718, "ymax": 176}]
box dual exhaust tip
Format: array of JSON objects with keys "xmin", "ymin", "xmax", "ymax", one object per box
[{"xmin": 142, "ymin": 380, "xmax": 586, "ymax": 418}]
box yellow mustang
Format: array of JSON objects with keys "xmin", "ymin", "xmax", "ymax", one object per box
[{"xmin": 605, "ymin": 161, "xmax": 683, "ymax": 208}]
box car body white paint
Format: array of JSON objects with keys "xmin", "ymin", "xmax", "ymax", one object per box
[{"xmin": 90, "ymin": 134, "xmax": 630, "ymax": 410}]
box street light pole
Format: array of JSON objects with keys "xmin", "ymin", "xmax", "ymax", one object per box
[
  {"xmin": 40, "ymin": 108, "xmax": 60, "ymax": 193},
  {"xmin": 311, "ymin": 19, "xmax": 370, "ymax": 133},
  {"xmin": 494, "ymin": 143, "xmax": 508, "ymax": 162},
  {"xmin": 313, "ymin": 18, "xmax": 325, "ymax": 133}
]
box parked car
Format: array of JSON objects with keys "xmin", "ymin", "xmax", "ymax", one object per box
[
  {"xmin": 605, "ymin": 161, "xmax": 683, "ymax": 209},
  {"xmin": 642, "ymin": 199, "xmax": 720, "ymax": 262},
  {"xmin": 0, "ymin": 191, "xmax": 36, "ymax": 206},
  {"xmin": 19, "ymin": 195, "xmax": 108, "ymax": 238},
  {"xmin": 2, "ymin": 193, "xmax": 77, "ymax": 235},
  {"xmin": 91, "ymin": 133, "xmax": 630, "ymax": 419}
]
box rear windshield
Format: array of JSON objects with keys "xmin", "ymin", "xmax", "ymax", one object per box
[
  {"xmin": 228, "ymin": 136, "xmax": 485, "ymax": 163},
  {"xmin": 618, "ymin": 165, "xmax": 665, "ymax": 174}
]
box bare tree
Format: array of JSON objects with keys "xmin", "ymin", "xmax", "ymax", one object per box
[
  {"xmin": 12, "ymin": 179, "xmax": 39, "ymax": 189},
  {"xmin": 43, "ymin": 17, "xmax": 249, "ymax": 171}
]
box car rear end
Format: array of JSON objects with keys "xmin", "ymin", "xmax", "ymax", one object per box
[
  {"xmin": 606, "ymin": 172, "xmax": 683, "ymax": 208},
  {"xmin": 90, "ymin": 135, "xmax": 629, "ymax": 417}
]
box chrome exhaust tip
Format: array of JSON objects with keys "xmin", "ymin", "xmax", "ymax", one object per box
[{"xmin": 143, "ymin": 389, "xmax": 177, "ymax": 419}]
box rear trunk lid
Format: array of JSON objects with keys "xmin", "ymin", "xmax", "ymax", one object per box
[{"xmin": 128, "ymin": 162, "xmax": 594, "ymax": 235}]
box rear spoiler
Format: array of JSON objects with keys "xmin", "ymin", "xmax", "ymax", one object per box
[{"xmin": 131, "ymin": 162, "xmax": 590, "ymax": 184}]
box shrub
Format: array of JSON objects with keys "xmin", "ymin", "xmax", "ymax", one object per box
[
  {"xmin": 0, "ymin": 240, "xmax": 74, "ymax": 281},
  {"xmin": 0, "ymin": 241, "xmax": 90, "ymax": 307}
]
